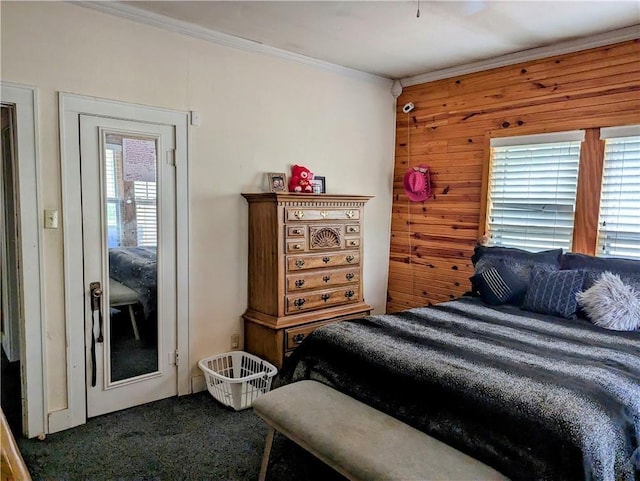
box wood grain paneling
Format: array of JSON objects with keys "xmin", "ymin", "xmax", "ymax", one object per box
[
  {"xmin": 573, "ymin": 129, "xmax": 606, "ymax": 255},
  {"xmin": 387, "ymin": 40, "xmax": 640, "ymax": 312}
]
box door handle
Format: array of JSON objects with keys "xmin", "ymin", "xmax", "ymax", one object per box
[
  {"xmin": 89, "ymin": 281, "xmax": 104, "ymax": 387},
  {"xmin": 90, "ymin": 282, "xmax": 104, "ymax": 343}
]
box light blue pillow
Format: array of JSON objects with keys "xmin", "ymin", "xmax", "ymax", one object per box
[{"xmin": 522, "ymin": 268, "xmax": 585, "ymax": 319}]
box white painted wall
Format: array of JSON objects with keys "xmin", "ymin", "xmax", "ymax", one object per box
[{"xmin": 1, "ymin": 2, "xmax": 394, "ymax": 418}]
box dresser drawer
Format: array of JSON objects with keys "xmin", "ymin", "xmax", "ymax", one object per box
[
  {"xmin": 345, "ymin": 224, "xmax": 360, "ymax": 234},
  {"xmin": 286, "ymin": 267, "xmax": 360, "ymax": 291},
  {"xmin": 286, "ymin": 208, "xmax": 360, "ymax": 222},
  {"xmin": 285, "ymin": 319, "xmax": 338, "ymax": 351},
  {"xmin": 286, "ymin": 226, "xmax": 305, "ymax": 237},
  {"xmin": 285, "ymin": 285, "xmax": 360, "ymax": 314},
  {"xmin": 287, "ymin": 251, "xmax": 360, "ymax": 271},
  {"xmin": 344, "ymin": 238, "xmax": 360, "ymax": 248},
  {"xmin": 308, "ymin": 225, "xmax": 343, "ymax": 250},
  {"xmin": 286, "ymin": 240, "xmax": 307, "ymax": 253}
]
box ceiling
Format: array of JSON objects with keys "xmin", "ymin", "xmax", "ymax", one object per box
[{"xmin": 118, "ymin": 1, "xmax": 639, "ymax": 81}]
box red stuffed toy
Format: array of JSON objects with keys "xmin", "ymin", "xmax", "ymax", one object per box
[{"xmin": 289, "ymin": 164, "xmax": 314, "ymax": 193}]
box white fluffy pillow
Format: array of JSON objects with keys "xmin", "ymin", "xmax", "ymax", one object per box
[{"xmin": 576, "ymin": 271, "xmax": 640, "ymax": 331}]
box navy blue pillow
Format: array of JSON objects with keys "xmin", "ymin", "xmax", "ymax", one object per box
[
  {"xmin": 560, "ymin": 252, "xmax": 640, "ymax": 292},
  {"xmin": 470, "ymin": 262, "xmax": 528, "ymax": 306},
  {"xmin": 472, "ymin": 245, "xmax": 563, "ymax": 287},
  {"xmin": 522, "ymin": 268, "xmax": 586, "ymax": 319}
]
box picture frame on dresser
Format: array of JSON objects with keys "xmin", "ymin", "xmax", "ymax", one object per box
[
  {"xmin": 311, "ymin": 176, "xmax": 326, "ymax": 194},
  {"xmin": 267, "ymin": 172, "xmax": 288, "ymax": 192}
]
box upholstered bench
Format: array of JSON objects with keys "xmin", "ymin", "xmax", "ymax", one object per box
[
  {"xmin": 109, "ymin": 278, "xmax": 140, "ymax": 340},
  {"xmin": 252, "ymin": 380, "xmax": 508, "ymax": 481}
]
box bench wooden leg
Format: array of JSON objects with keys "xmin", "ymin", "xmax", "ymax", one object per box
[
  {"xmin": 128, "ymin": 305, "xmax": 140, "ymax": 341},
  {"xmin": 259, "ymin": 426, "xmax": 275, "ymax": 481}
]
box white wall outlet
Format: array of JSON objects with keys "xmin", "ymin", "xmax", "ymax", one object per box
[{"xmin": 231, "ymin": 334, "xmax": 240, "ymax": 349}]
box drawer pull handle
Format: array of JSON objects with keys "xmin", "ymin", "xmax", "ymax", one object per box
[
  {"xmin": 293, "ymin": 333, "xmax": 306, "ymax": 345},
  {"xmin": 295, "ymin": 279, "xmax": 305, "ymax": 288},
  {"xmin": 349, "ymin": 240, "xmax": 357, "ymax": 246},
  {"xmin": 346, "ymin": 273, "xmax": 354, "ymax": 281},
  {"xmin": 294, "ymin": 210, "xmax": 304, "ymax": 219},
  {"xmin": 348, "ymin": 227, "xmax": 357, "ymax": 233},
  {"xmin": 293, "ymin": 244, "xmax": 302, "ymax": 250},
  {"xmin": 320, "ymin": 211, "xmax": 328, "ymax": 218},
  {"xmin": 346, "ymin": 255, "xmax": 355, "ymax": 263},
  {"xmin": 345, "ymin": 290, "xmax": 355, "ymax": 299},
  {"xmin": 321, "ymin": 294, "xmax": 330, "ymax": 302},
  {"xmin": 293, "ymin": 229, "xmax": 302, "ymax": 235},
  {"xmin": 295, "ymin": 259, "xmax": 305, "ymax": 268},
  {"xmin": 323, "ymin": 275, "xmax": 330, "ymax": 283},
  {"xmin": 322, "ymin": 256, "xmax": 330, "ymax": 264},
  {"xmin": 346, "ymin": 210, "xmax": 355, "ymax": 219},
  {"xmin": 293, "ymin": 298, "xmax": 306, "ymax": 309}
]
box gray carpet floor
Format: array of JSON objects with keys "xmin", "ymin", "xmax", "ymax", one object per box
[{"xmin": 17, "ymin": 390, "xmax": 347, "ymax": 481}]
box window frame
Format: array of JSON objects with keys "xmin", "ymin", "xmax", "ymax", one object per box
[
  {"xmin": 482, "ymin": 130, "xmax": 585, "ymax": 252},
  {"xmin": 480, "ymin": 126, "xmax": 636, "ymax": 257},
  {"xmin": 596, "ymin": 125, "xmax": 640, "ymax": 259}
]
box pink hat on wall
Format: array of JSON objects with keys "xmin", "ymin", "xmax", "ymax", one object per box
[{"xmin": 403, "ymin": 165, "xmax": 431, "ymax": 202}]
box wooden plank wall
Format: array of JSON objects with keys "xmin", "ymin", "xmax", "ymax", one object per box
[{"xmin": 387, "ymin": 40, "xmax": 640, "ymax": 313}]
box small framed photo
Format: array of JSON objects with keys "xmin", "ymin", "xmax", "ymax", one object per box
[
  {"xmin": 311, "ymin": 176, "xmax": 326, "ymax": 194},
  {"xmin": 267, "ymin": 172, "xmax": 288, "ymax": 192}
]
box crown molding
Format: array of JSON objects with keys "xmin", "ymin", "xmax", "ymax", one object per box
[
  {"xmin": 71, "ymin": 1, "xmax": 391, "ymax": 87},
  {"xmin": 401, "ymin": 25, "xmax": 640, "ymax": 87}
]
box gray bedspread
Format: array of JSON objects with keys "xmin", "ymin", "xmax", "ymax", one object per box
[
  {"xmin": 108, "ymin": 246, "xmax": 157, "ymax": 318},
  {"xmin": 278, "ymin": 297, "xmax": 640, "ymax": 481}
]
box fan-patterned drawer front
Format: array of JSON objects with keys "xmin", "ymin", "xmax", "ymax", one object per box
[
  {"xmin": 308, "ymin": 225, "xmax": 343, "ymax": 250},
  {"xmin": 286, "ymin": 267, "xmax": 360, "ymax": 291},
  {"xmin": 285, "ymin": 285, "xmax": 360, "ymax": 314},
  {"xmin": 286, "ymin": 208, "xmax": 360, "ymax": 222},
  {"xmin": 287, "ymin": 251, "xmax": 360, "ymax": 271},
  {"xmin": 285, "ymin": 319, "xmax": 338, "ymax": 351}
]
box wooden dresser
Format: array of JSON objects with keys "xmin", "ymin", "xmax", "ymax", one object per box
[{"xmin": 242, "ymin": 193, "xmax": 372, "ymax": 368}]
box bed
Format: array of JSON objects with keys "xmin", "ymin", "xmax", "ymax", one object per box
[
  {"xmin": 108, "ymin": 246, "xmax": 157, "ymax": 319},
  {"xmin": 278, "ymin": 294, "xmax": 640, "ymax": 481}
]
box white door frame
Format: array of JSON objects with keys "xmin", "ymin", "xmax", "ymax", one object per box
[
  {"xmin": 57, "ymin": 93, "xmax": 190, "ymax": 432},
  {"xmin": 0, "ymin": 82, "xmax": 47, "ymax": 438}
]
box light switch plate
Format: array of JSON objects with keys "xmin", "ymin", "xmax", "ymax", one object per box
[
  {"xmin": 190, "ymin": 111, "xmax": 201, "ymax": 127},
  {"xmin": 44, "ymin": 209, "xmax": 59, "ymax": 229}
]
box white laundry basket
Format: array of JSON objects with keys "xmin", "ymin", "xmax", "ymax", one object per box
[{"xmin": 198, "ymin": 351, "xmax": 278, "ymax": 411}]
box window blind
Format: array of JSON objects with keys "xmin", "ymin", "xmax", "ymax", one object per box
[
  {"xmin": 134, "ymin": 181, "xmax": 157, "ymax": 246},
  {"xmin": 597, "ymin": 127, "xmax": 640, "ymax": 259},
  {"xmin": 487, "ymin": 135, "xmax": 582, "ymax": 252}
]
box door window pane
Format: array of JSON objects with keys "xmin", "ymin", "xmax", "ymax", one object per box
[{"xmin": 104, "ymin": 133, "xmax": 159, "ymax": 382}]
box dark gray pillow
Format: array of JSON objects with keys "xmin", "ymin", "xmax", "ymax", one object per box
[
  {"xmin": 560, "ymin": 253, "xmax": 640, "ymax": 292},
  {"xmin": 522, "ymin": 268, "xmax": 586, "ymax": 319},
  {"xmin": 471, "ymin": 245, "xmax": 563, "ymax": 286},
  {"xmin": 470, "ymin": 262, "xmax": 528, "ymax": 306}
]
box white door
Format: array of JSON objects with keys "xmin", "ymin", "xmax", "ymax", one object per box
[{"xmin": 80, "ymin": 115, "xmax": 177, "ymax": 418}]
